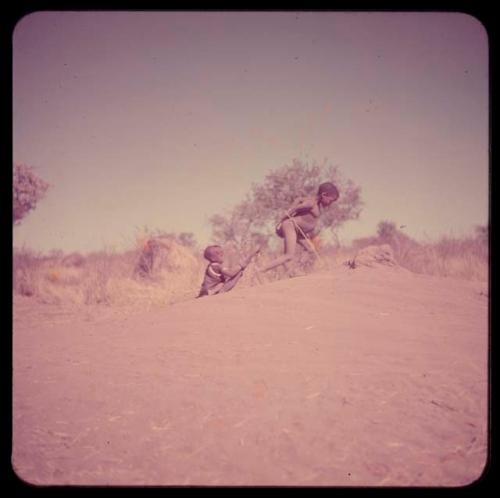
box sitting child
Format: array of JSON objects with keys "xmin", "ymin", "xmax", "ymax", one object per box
[{"xmin": 197, "ymin": 245, "xmax": 260, "ymax": 297}]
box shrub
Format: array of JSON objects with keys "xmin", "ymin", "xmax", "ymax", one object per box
[
  {"xmin": 209, "ymin": 158, "xmax": 363, "ymax": 250},
  {"xmin": 350, "ymin": 222, "xmax": 488, "ymax": 281},
  {"xmin": 13, "ymin": 163, "xmax": 49, "ymax": 225}
]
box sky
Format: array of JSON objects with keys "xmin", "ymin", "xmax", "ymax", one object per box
[{"xmin": 13, "ymin": 11, "xmax": 489, "ymax": 254}]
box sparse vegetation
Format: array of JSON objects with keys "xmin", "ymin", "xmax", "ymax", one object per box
[
  {"xmin": 13, "ymin": 222, "xmax": 488, "ymax": 308},
  {"xmin": 12, "ymin": 156, "xmax": 488, "ymax": 307},
  {"xmin": 350, "ymin": 221, "xmax": 489, "ymax": 281},
  {"xmin": 13, "ymin": 233, "xmax": 206, "ymax": 308}
]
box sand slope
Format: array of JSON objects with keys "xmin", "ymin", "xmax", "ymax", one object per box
[{"xmin": 12, "ymin": 265, "xmax": 489, "ymax": 486}]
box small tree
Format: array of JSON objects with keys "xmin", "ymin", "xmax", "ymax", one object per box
[
  {"xmin": 472, "ymin": 224, "xmax": 488, "ymax": 261},
  {"xmin": 374, "ymin": 220, "xmax": 420, "ymax": 264},
  {"xmin": 210, "ymin": 158, "xmax": 363, "ymax": 248},
  {"xmin": 376, "ymin": 220, "xmax": 398, "ymax": 240},
  {"xmin": 13, "ymin": 163, "xmax": 49, "ymax": 225},
  {"xmin": 474, "ymin": 225, "xmax": 488, "ymax": 244}
]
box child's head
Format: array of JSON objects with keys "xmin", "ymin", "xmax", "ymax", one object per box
[
  {"xmin": 203, "ymin": 245, "xmax": 224, "ymax": 263},
  {"xmin": 317, "ymin": 182, "xmax": 339, "ymax": 206}
]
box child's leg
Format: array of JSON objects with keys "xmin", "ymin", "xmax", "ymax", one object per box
[{"xmin": 259, "ymin": 219, "xmax": 297, "ymax": 272}]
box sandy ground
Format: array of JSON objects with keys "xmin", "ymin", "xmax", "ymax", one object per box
[{"xmin": 12, "ymin": 265, "xmax": 489, "ymax": 486}]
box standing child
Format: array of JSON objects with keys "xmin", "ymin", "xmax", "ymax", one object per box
[
  {"xmin": 197, "ymin": 245, "xmax": 260, "ymax": 297},
  {"xmin": 258, "ymin": 182, "xmax": 339, "ymax": 273}
]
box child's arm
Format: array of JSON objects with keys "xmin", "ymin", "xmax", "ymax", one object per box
[
  {"xmin": 220, "ymin": 264, "xmax": 245, "ymax": 279},
  {"xmin": 207, "ymin": 262, "xmax": 241, "ymax": 281},
  {"xmin": 220, "ymin": 248, "xmax": 260, "ymax": 279}
]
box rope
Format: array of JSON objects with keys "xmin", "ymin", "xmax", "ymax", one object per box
[{"xmin": 286, "ymin": 213, "xmax": 329, "ymax": 270}]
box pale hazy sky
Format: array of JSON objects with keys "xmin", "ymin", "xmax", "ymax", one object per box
[{"xmin": 13, "ymin": 11, "xmax": 489, "ymax": 254}]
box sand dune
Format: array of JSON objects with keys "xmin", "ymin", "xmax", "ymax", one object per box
[{"xmin": 12, "ymin": 264, "xmax": 488, "ymax": 486}]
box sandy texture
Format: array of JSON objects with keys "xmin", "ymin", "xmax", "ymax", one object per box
[{"xmin": 12, "ymin": 265, "xmax": 489, "ymax": 486}]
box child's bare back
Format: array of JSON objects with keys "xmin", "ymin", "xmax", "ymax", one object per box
[{"xmin": 285, "ymin": 196, "xmax": 321, "ymax": 235}]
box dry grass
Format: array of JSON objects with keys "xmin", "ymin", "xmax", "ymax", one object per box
[
  {"xmin": 13, "ymin": 241, "xmax": 206, "ymax": 308},
  {"xmin": 347, "ymin": 231, "xmax": 488, "ymax": 282},
  {"xmin": 13, "ymin": 230, "xmax": 488, "ymax": 309},
  {"xmin": 401, "ymin": 236, "xmax": 488, "ymax": 281}
]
